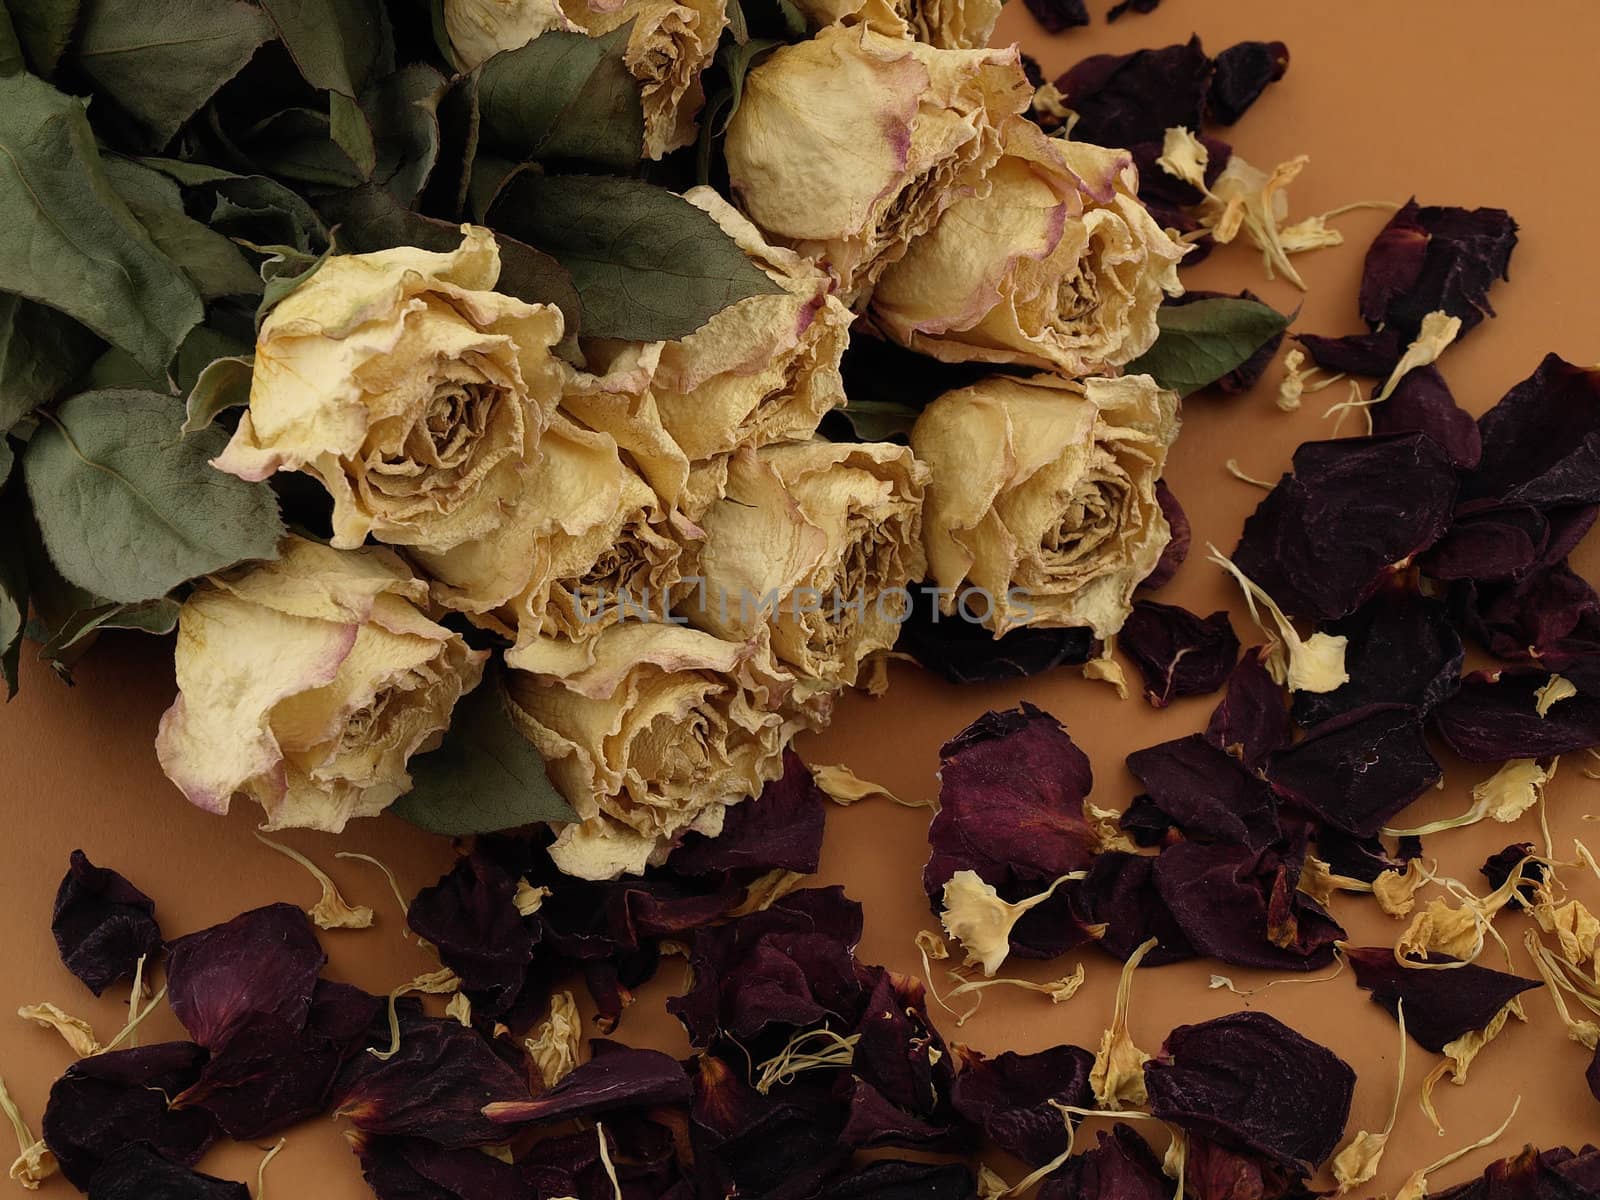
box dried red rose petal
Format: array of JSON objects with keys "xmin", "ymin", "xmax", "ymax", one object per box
[
  {"xmin": 1358, "ymin": 199, "xmax": 1518, "ymax": 339},
  {"xmin": 1121, "ymin": 603, "xmax": 1240, "ymax": 708},
  {"xmin": 1073, "ymin": 851, "xmax": 1196, "ymax": 965},
  {"xmin": 1022, "ymin": 0, "xmax": 1089, "ymax": 33},
  {"xmin": 844, "ymin": 971, "xmax": 960, "ymax": 1143},
  {"xmin": 1180, "ymin": 1136, "xmax": 1317, "ymax": 1200},
  {"xmin": 839, "ymin": 1077, "xmax": 969, "ymax": 1151},
  {"xmin": 51, "ymin": 850, "xmax": 162, "ymax": 997},
  {"xmin": 668, "ymin": 749, "xmax": 826, "ymax": 876},
  {"xmin": 1430, "ymin": 1145, "xmax": 1599, "ymax": 1200},
  {"xmin": 896, "ymin": 583, "xmax": 1094, "ymax": 683},
  {"xmin": 1372, "ymin": 365, "xmax": 1482, "ymax": 469},
  {"xmin": 165, "ymin": 903, "xmax": 326, "ymax": 1053},
  {"xmin": 1296, "ymin": 330, "xmax": 1405, "ymax": 377},
  {"xmin": 484, "ymin": 1040, "xmax": 691, "ymax": 1126},
  {"xmin": 820, "ymin": 1160, "xmax": 978, "ymax": 1200},
  {"xmin": 1267, "ymin": 704, "xmax": 1441, "ymax": 837},
  {"xmin": 409, "ymin": 852, "xmax": 536, "ymax": 1019},
  {"xmin": 1463, "ymin": 354, "xmax": 1600, "ymax": 509},
  {"xmin": 1054, "ymin": 37, "xmax": 1212, "ymax": 148},
  {"xmin": 353, "ymin": 1133, "xmax": 533, "ymax": 1200},
  {"xmin": 690, "ymin": 1054, "xmax": 849, "ymax": 1200},
  {"xmin": 951, "ymin": 1044, "xmax": 1093, "ymax": 1166},
  {"xmin": 521, "ymin": 1117, "xmax": 688, "ymax": 1199},
  {"xmin": 1346, "ymin": 947, "xmax": 1540, "ymax": 1052},
  {"xmin": 174, "ymin": 979, "xmax": 382, "ymax": 1140},
  {"xmin": 1153, "ymin": 841, "xmax": 1344, "ymax": 971},
  {"xmin": 1317, "ymin": 828, "xmax": 1421, "ymax": 885},
  {"xmin": 667, "ymin": 887, "xmax": 867, "ymax": 1047},
  {"xmin": 1126, "ymin": 734, "xmax": 1280, "ymax": 849},
  {"xmin": 1038, "ymin": 1124, "xmax": 1170, "ymax": 1200},
  {"xmin": 1144, "ymin": 1011, "xmax": 1356, "ymax": 1176},
  {"xmin": 1433, "ymin": 668, "xmax": 1600, "ymax": 761},
  {"xmin": 1106, "ymin": 0, "xmax": 1160, "ymax": 20},
  {"xmin": 1481, "ymin": 842, "xmax": 1545, "ymax": 909},
  {"xmin": 334, "ymin": 1012, "xmax": 531, "ymax": 1147},
  {"xmin": 925, "ymin": 704, "xmax": 1098, "ymax": 897},
  {"xmin": 1233, "ymin": 433, "xmax": 1458, "ymax": 622},
  {"xmin": 1423, "ymin": 501, "xmax": 1598, "ymax": 585},
  {"xmin": 1207, "ymin": 41, "xmax": 1290, "ymax": 124},
  {"xmin": 1205, "ymin": 648, "xmax": 1292, "ymax": 769},
  {"xmin": 1289, "ymin": 589, "xmax": 1462, "ymax": 727},
  {"xmin": 87, "ymin": 1144, "xmax": 248, "ymax": 1200},
  {"xmin": 1453, "ymin": 561, "xmax": 1600, "ymax": 671},
  {"xmin": 1141, "ymin": 481, "xmax": 1191, "ymax": 593},
  {"xmin": 43, "ymin": 1042, "xmax": 219, "ymax": 1189}
]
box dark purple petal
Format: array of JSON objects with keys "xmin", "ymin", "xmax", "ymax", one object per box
[
  {"xmin": 668, "ymin": 749, "xmax": 826, "ymax": 876},
  {"xmin": 86, "ymin": 1144, "xmax": 248, "ymax": 1200},
  {"xmin": 1205, "ymin": 648, "xmax": 1292, "ymax": 768},
  {"xmin": 1433, "ymin": 668, "xmax": 1600, "ymax": 761},
  {"xmin": 1430, "ymin": 1146, "xmax": 1590, "ymax": 1200},
  {"xmin": 951, "ymin": 1045, "xmax": 1093, "ymax": 1166},
  {"xmin": 1053, "ymin": 37, "xmax": 1212, "ymax": 149},
  {"xmin": 1316, "ymin": 828, "xmax": 1419, "ymax": 885},
  {"xmin": 1423, "ymin": 501, "xmax": 1599, "ymax": 585},
  {"xmin": 334, "ymin": 1013, "xmax": 531, "ymax": 1147},
  {"xmin": 819, "ymin": 1160, "xmax": 978, "ymax": 1200},
  {"xmin": 173, "ymin": 980, "xmax": 383, "ymax": 1140},
  {"xmin": 1372, "ymin": 366, "xmax": 1481, "ymax": 469},
  {"xmin": 1153, "ymin": 842, "xmax": 1344, "ymax": 971},
  {"xmin": 1180, "ymin": 1136, "xmax": 1319, "ymax": 1200},
  {"xmin": 1038, "ymin": 1125, "xmax": 1169, "ymax": 1200},
  {"xmin": 690, "ymin": 1054, "xmax": 849, "ymax": 1200},
  {"xmin": 925, "ymin": 704, "xmax": 1098, "ymax": 901},
  {"xmin": 1126, "ymin": 734, "xmax": 1280, "ymax": 849},
  {"xmin": 1233, "ymin": 433, "xmax": 1458, "ymax": 622},
  {"xmin": 1290, "ymin": 589, "xmax": 1463, "ymax": 727},
  {"xmin": 408, "ymin": 852, "xmax": 535, "ymax": 1019},
  {"xmin": 1481, "ymin": 843, "xmax": 1545, "ymax": 909},
  {"xmin": 1346, "ymin": 946, "xmax": 1541, "ymax": 1053},
  {"xmin": 1296, "ymin": 330, "xmax": 1405, "ymax": 377},
  {"xmin": 1141, "ymin": 480, "xmax": 1191, "ymax": 593},
  {"xmin": 484, "ymin": 1041, "xmax": 690, "ymax": 1126},
  {"xmin": 1453, "ymin": 561, "xmax": 1600, "ymax": 667},
  {"xmin": 1358, "ymin": 199, "xmax": 1518, "ymax": 339},
  {"xmin": 1022, "ymin": 0, "xmax": 1088, "ymax": 33},
  {"xmin": 1106, "ymin": 0, "xmax": 1160, "ymax": 20},
  {"xmin": 837, "ymin": 1076, "xmax": 970, "ymax": 1151},
  {"xmin": 1267, "ymin": 704, "xmax": 1440, "ymax": 837},
  {"xmin": 1073, "ymin": 851, "xmax": 1197, "ymax": 966},
  {"xmin": 354, "ymin": 1134, "xmax": 535, "ymax": 1200},
  {"xmin": 519, "ymin": 1117, "xmax": 687, "ymax": 1200},
  {"xmin": 165, "ymin": 903, "xmax": 325, "ymax": 1053},
  {"xmin": 43, "ymin": 1042, "xmax": 219, "ymax": 1189},
  {"xmin": 1144, "ymin": 1011, "xmax": 1355, "ymax": 1176},
  {"xmin": 896, "ymin": 583, "xmax": 1094, "ymax": 683},
  {"xmin": 849, "ymin": 970, "xmax": 953, "ymax": 1122},
  {"xmin": 1206, "ymin": 41, "xmax": 1290, "ymax": 124},
  {"xmin": 667, "ymin": 887, "xmax": 867, "ymax": 1047},
  {"xmin": 1121, "ymin": 603, "xmax": 1240, "ymax": 708},
  {"xmin": 52, "ymin": 850, "xmax": 162, "ymax": 997},
  {"xmin": 1465, "ymin": 354, "xmax": 1600, "ymax": 508}
]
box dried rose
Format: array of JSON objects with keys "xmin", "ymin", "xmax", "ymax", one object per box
[
  {"xmin": 724, "ymin": 24, "xmax": 1030, "ymax": 303},
  {"xmin": 686, "ymin": 439, "xmax": 927, "ymax": 694},
  {"xmin": 413, "ymin": 416, "xmax": 692, "ymax": 680},
  {"xmin": 873, "ymin": 120, "xmax": 1184, "ymax": 374},
  {"xmin": 911, "ymin": 372, "xmax": 1178, "ymax": 638},
  {"xmin": 505, "ymin": 623, "xmax": 825, "ymax": 879},
  {"xmin": 787, "ymin": 0, "xmax": 1001, "ymax": 47},
  {"xmin": 156, "ymin": 537, "xmax": 487, "ymax": 831},
  {"xmin": 213, "ymin": 227, "xmax": 566, "ymax": 556},
  {"xmin": 444, "ymin": 0, "xmax": 727, "ymax": 159}
]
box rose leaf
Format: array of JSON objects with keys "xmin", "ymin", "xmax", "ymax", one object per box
[
  {"xmin": 0, "ymin": 296, "xmax": 102, "ymax": 435},
  {"xmin": 22, "ymin": 389, "xmax": 285, "ymax": 603},
  {"xmin": 492, "ymin": 173, "xmax": 785, "ymax": 341},
  {"xmin": 0, "ymin": 71, "xmax": 203, "ymax": 375},
  {"xmin": 101, "ymin": 157, "xmax": 263, "ymax": 301},
  {"xmin": 71, "ymin": 0, "xmax": 271, "ymax": 146},
  {"xmin": 391, "ymin": 670, "xmax": 577, "ymax": 835},
  {"xmin": 1128, "ymin": 296, "xmax": 1291, "ymax": 398},
  {"xmin": 7, "ymin": 0, "xmax": 78, "ymax": 77},
  {"xmin": 257, "ymin": 0, "xmax": 388, "ymax": 97}
]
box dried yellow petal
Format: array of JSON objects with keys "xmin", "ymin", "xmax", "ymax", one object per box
[
  {"xmin": 526, "ymin": 991, "xmax": 583, "ymax": 1089},
  {"xmin": 811, "ymin": 763, "xmax": 928, "ymax": 809},
  {"xmin": 16, "ymin": 1004, "xmax": 99, "ymax": 1058},
  {"xmin": 0, "ymin": 1075, "xmax": 56, "ymax": 1191},
  {"xmin": 514, "ymin": 881, "xmax": 552, "ymax": 916},
  {"xmin": 940, "ymin": 870, "xmax": 1077, "ymax": 977},
  {"xmin": 1209, "ymin": 546, "xmax": 1348, "ymax": 693},
  {"xmin": 1083, "ymin": 638, "xmax": 1131, "ymax": 699},
  {"xmin": 1155, "ymin": 126, "xmax": 1209, "ymax": 190},
  {"xmin": 1373, "ymin": 859, "xmax": 1428, "ymax": 918},
  {"xmin": 1537, "ymin": 674, "xmax": 1578, "ymax": 716},
  {"xmin": 1090, "ymin": 938, "xmax": 1157, "ymax": 1110},
  {"xmin": 256, "ymin": 834, "xmax": 374, "ymax": 930}
]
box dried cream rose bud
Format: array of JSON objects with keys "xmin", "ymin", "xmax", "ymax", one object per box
[
  {"xmin": 873, "ymin": 120, "xmax": 1186, "ymax": 373},
  {"xmin": 156, "ymin": 537, "xmax": 487, "ymax": 832},
  {"xmin": 444, "ymin": 0, "xmax": 727, "ymax": 160},
  {"xmin": 214, "ymin": 227, "xmax": 565, "ymax": 557},
  {"xmin": 786, "ymin": 0, "xmax": 1001, "ymax": 48},
  {"xmin": 725, "ymin": 24, "xmax": 1031, "ymax": 304},
  {"xmin": 686, "ymin": 440, "xmax": 928, "ymax": 693},
  {"xmin": 505, "ymin": 624, "xmax": 826, "ymax": 879},
  {"xmin": 910, "ymin": 373, "xmax": 1179, "ymax": 639}
]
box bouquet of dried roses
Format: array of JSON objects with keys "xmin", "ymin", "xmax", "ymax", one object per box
[{"xmin": 0, "ymin": 0, "xmax": 1274, "ymax": 880}]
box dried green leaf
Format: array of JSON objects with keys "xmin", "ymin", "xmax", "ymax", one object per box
[
  {"xmin": 1127, "ymin": 296, "xmax": 1292, "ymax": 398},
  {"xmin": 74, "ymin": 0, "xmax": 271, "ymax": 146},
  {"xmin": 0, "ymin": 477, "xmax": 25, "ymax": 697},
  {"xmin": 329, "ymin": 89, "xmax": 378, "ymax": 177},
  {"xmin": 183, "ymin": 355, "xmax": 255, "ymax": 434},
  {"xmin": 830, "ymin": 399, "xmax": 921, "ymax": 443},
  {"xmin": 22, "ymin": 389, "xmax": 284, "ymax": 603},
  {"xmin": 140, "ymin": 158, "xmax": 329, "ymax": 253},
  {"xmin": 0, "ymin": 4, "xmax": 25, "ymax": 75},
  {"xmin": 258, "ymin": 0, "xmax": 389, "ymax": 96},
  {"xmin": 42, "ymin": 596, "xmax": 181, "ymax": 657},
  {"xmin": 390, "ymin": 670, "xmax": 576, "ymax": 835},
  {"xmin": 0, "ymin": 72, "xmax": 203, "ymax": 374},
  {"xmin": 8, "ymin": 0, "xmax": 79, "ymax": 76},
  {"xmin": 363, "ymin": 64, "xmax": 445, "ymax": 205},
  {"xmin": 0, "ymin": 296, "xmax": 101, "ymax": 434},
  {"xmin": 492, "ymin": 173, "xmax": 783, "ymax": 341},
  {"xmin": 101, "ymin": 157, "xmax": 262, "ymax": 299}
]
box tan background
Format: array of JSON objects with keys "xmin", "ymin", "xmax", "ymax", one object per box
[{"xmin": 5, "ymin": 0, "xmax": 1600, "ymax": 1193}]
